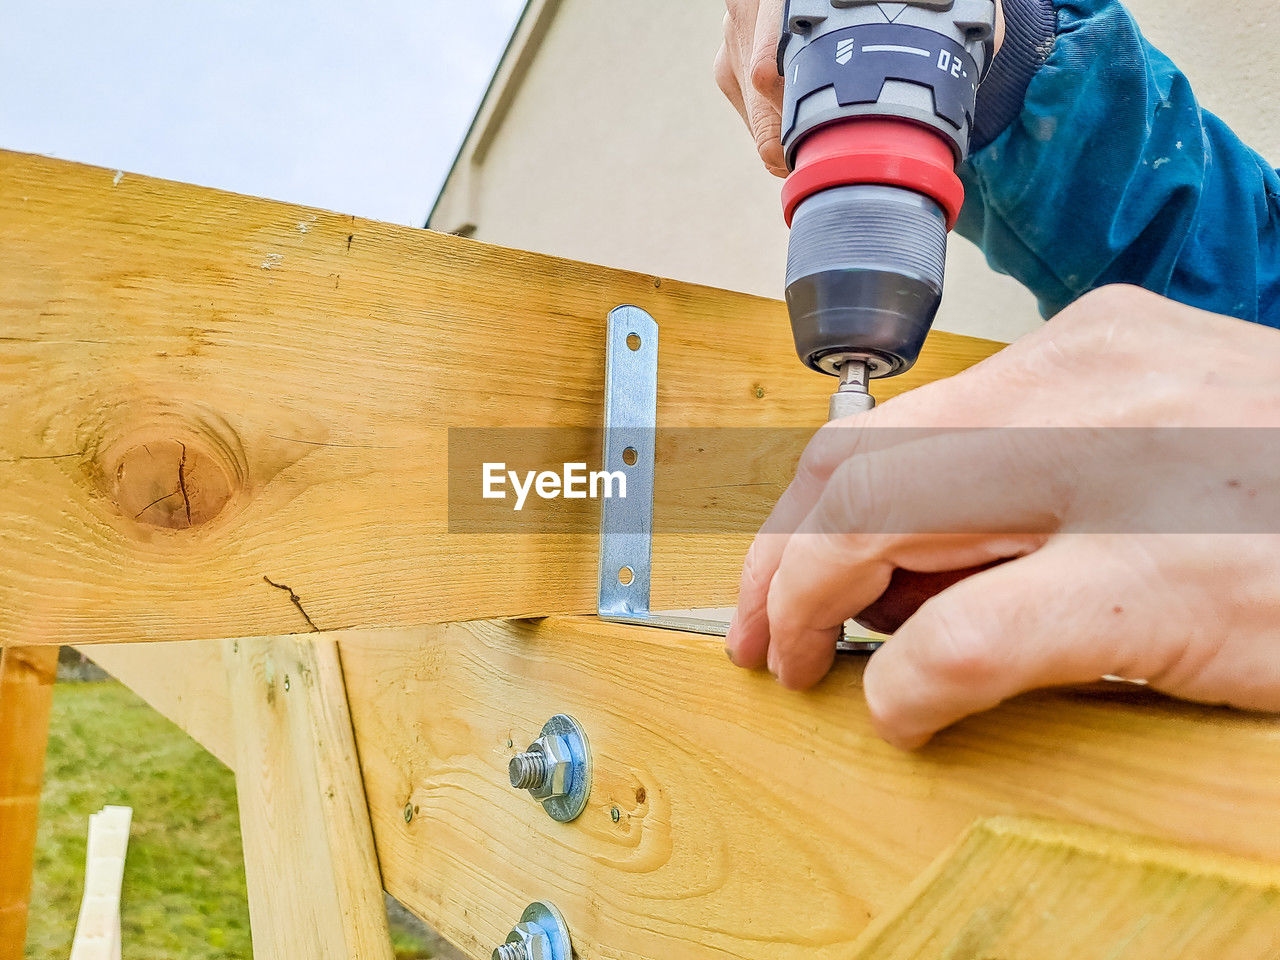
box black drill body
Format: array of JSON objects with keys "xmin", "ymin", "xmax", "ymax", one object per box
[{"xmin": 778, "ymin": 0, "xmax": 997, "ymax": 417}]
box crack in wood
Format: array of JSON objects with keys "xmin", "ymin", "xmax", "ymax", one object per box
[
  {"xmin": 262, "ymin": 576, "xmax": 321, "ymax": 632},
  {"xmin": 133, "ymin": 489, "xmax": 182, "ymax": 520},
  {"xmin": 1, "ymin": 449, "xmax": 87, "ymax": 463},
  {"xmin": 176, "ymin": 441, "xmax": 192, "ymax": 526}
]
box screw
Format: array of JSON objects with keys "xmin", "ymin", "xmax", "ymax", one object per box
[
  {"xmin": 755, "ymin": 386, "xmax": 765, "ymax": 399},
  {"xmin": 610, "ymin": 806, "xmax": 621, "ymax": 823},
  {"xmin": 403, "ymin": 803, "xmax": 413, "ymax": 824},
  {"xmin": 508, "ymin": 751, "xmax": 551, "ymax": 791},
  {"xmin": 493, "ymin": 944, "xmax": 528, "ymax": 960}
]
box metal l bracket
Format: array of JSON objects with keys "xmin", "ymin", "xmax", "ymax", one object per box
[{"xmin": 596, "ymin": 305, "xmax": 882, "ymax": 654}]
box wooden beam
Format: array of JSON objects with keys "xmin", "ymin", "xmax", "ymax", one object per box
[
  {"xmin": 223, "ymin": 635, "xmax": 393, "ymax": 960},
  {"xmin": 74, "ymin": 642, "xmax": 232, "ymax": 766},
  {"xmin": 340, "ymin": 619, "xmax": 1280, "ymax": 959},
  {"xmin": 69, "ymin": 805, "xmax": 133, "ymax": 960},
  {"xmin": 0, "ymin": 645, "xmax": 60, "ymax": 958},
  {"xmin": 92, "ymin": 620, "xmax": 1280, "ymax": 957},
  {"xmin": 850, "ymin": 817, "xmax": 1280, "ymax": 958},
  {"xmin": 1, "ymin": 149, "xmax": 1003, "ymax": 646}
]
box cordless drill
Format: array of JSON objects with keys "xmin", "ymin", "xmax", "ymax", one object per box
[{"xmin": 778, "ymin": 1, "xmax": 997, "ymax": 419}]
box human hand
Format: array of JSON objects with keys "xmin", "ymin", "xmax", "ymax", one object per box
[
  {"xmin": 713, "ymin": 1, "xmax": 1006, "ymax": 178},
  {"xmin": 714, "ymin": 0, "xmax": 788, "ymax": 177},
  {"xmin": 724, "ymin": 286, "xmax": 1280, "ymax": 748}
]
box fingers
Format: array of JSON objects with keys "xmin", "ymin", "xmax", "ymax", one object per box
[
  {"xmin": 713, "ymin": 0, "xmax": 787, "ymax": 177},
  {"xmin": 855, "ymin": 562, "xmax": 1008, "ymax": 635},
  {"xmin": 714, "ymin": 16, "xmax": 748, "ymax": 124},
  {"xmin": 728, "ymin": 348, "xmax": 1033, "ymax": 665},
  {"xmin": 729, "ymin": 408, "xmax": 1058, "ymax": 676},
  {"xmin": 747, "ymin": 0, "xmax": 787, "ymax": 176},
  {"xmin": 761, "ymin": 430, "xmax": 1066, "ymax": 688},
  {"xmin": 728, "ymin": 424, "xmax": 874, "ymax": 669},
  {"xmin": 863, "ymin": 538, "xmax": 1164, "ymax": 749},
  {"xmin": 727, "ymin": 277, "xmax": 1074, "ymax": 676},
  {"xmin": 727, "ymin": 388, "xmax": 982, "ymax": 667}
]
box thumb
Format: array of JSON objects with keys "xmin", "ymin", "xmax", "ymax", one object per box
[{"xmin": 862, "ymin": 536, "xmax": 1177, "ymax": 749}]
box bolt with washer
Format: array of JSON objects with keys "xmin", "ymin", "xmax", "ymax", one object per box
[
  {"xmin": 508, "ymin": 715, "xmax": 591, "ymax": 823},
  {"xmin": 493, "ymin": 901, "xmax": 572, "ymax": 960}
]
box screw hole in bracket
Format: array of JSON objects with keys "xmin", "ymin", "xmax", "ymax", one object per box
[{"xmin": 596, "ymin": 305, "xmax": 885, "ymax": 654}]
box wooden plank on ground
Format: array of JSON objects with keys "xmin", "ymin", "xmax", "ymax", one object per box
[
  {"xmin": 223, "ymin": 635, "xmax": 393, "ymax": 960},
  {"xmin": 69, "ymin": 805, "xmax": 133, "ymax": 960},
  {"xmin": 0, "ymin": 645, "xmax": 60, "ymax": 959},
  {"xmin": 849, "ymin": 817, "xmax": 1280, "ymax": 959},
  {"xmin": 0, "ymin": 149, "xmax": 1003, "ymax": 646},
  {"xmin": 333, "ymin": 618, "xmax": 1280, "ymax": 960}
]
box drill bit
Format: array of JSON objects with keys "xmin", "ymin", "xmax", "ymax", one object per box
[{"xmin": 828, "ymin": 358, "xmax": 875, "ymax": 421}]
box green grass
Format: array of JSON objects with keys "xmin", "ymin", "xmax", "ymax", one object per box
[{"xmin": 25, "ymin": 680, "xmax": 437, "ymax": 959}]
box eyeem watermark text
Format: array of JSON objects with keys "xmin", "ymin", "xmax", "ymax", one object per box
[{"xmin": 482, "ymin": 463, "xmax": 627, "ymax": 511}]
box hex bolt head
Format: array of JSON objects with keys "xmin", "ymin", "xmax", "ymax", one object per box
[
  {"xmin": 527, "ymin": 735, "xmax": 573, "ymax": 802},
  {"xmin": 494, "ymin": 901, "xmax": 572, "ymax": 960},
  {"xmin": 508, "ymin": 716, "xmax": 591, "ymax": 823}
]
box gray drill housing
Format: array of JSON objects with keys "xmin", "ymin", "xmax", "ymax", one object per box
[{"xmin": 779, "ymin": 0, "xmax": 997, "ymax": 380}]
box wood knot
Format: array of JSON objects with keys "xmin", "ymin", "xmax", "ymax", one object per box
[{"xmin": 111, "ymin": 438, "xmax": 233, "ymax": 529}]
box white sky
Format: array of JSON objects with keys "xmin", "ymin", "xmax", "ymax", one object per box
[{"xmin": 0, "ymin": 1, "xmax": 525, "ymax": 226}]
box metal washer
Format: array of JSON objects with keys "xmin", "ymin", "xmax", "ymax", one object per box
[{"xmin": 538, "ymin": 714, "xmax": 591, "ymax": 823}]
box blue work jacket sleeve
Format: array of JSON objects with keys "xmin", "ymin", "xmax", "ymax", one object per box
[{"xmin": 957, "ymin": 0, "xmax": 1280, "ymax": 327}]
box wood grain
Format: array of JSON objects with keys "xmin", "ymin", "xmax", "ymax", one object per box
[
  {"xmin": 332, "ymin": 618, "xmax": 1280, "ymax": 960},
  {"xmin": 75, "ymin": 642, "xmax": 232, "ymax": 766},
  {"xmin": 0, "ymin": 646, "xmax": 59, "ymax": 958},
  {"xmin": 85, "ymin": 620, "xmax": 1280, "ymax": 957},
  {"xmin": 1, "ymin": 149, "xmax": 1003, "ymax": 646},
  {"xmin": 223, "ymin": 636, "xmax": 393, "ymax": 960},
  {"xmin": 850, "ymin": 817, "xmax": 1280, "ymax": 958}
]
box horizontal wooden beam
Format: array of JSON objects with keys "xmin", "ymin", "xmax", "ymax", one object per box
[
  {"xmin": 84, "ymin": 619, "xmax": 1280, "ymax": 958},
  {"xmin": 1, "ymin": 150, "xmax": 1001, "ymax": 646}
]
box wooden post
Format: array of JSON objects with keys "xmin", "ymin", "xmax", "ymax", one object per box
[
  {"xmin": 223, "ymin": 636, "xmax": 393, "ymax": 960},
  {"xmin": 0, "ymin": 646, "xmax": 60, "ymax": 958}
]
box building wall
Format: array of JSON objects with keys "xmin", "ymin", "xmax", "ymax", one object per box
[{"xmin": 432, "ymin": 0, "xmax": 1277, "ymax": 344}]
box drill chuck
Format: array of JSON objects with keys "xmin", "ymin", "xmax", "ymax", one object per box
[
  {"xmin": 788, "ymin": 181, "xmax": 945, "ymax": 378},
  {"xmin": 778, "ymin": 1, "xmax": 997, "ymax": 410}
]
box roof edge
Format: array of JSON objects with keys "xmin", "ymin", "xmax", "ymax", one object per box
[{"xmin": 427, "ymin": 0, "xmax": 566, "ymax": 231}]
